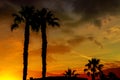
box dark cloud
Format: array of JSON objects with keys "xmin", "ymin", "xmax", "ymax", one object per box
[
  {"xmin": 1, "ymin": 0, "xmax": 120, "ymax": 26},
  {"xmin": 73, "ymin": 0, "xmax": 120, "ymax": 27},
  {"xmin": 6, "ymin": 0, "xmax": 39, "ymax": 5},
  {"xmin": 0, "ymin": 2, "xmax": 15, "ymax": 18}
]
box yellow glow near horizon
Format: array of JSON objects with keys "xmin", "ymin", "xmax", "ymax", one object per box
[{"xmin": 0, "ymin": 73, "xmax": 21, "ymax": 80}]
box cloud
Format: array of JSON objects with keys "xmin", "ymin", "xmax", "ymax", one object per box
[
  {"xmin": 103, "ymin": 26, "xmax": 120, "ymax": 43},
  {"xmin": 29, "ymin": 43, "xmax": 71, "ymax": 62},
  {"xmin": 88, "ymin": 36, "xmax": 103, "ymax": 48},
  {"xmin": 0, "ymin": 1, "xmax": 18, "ymax": 18},
  {"xmin": 104, "ymin": 61, "xmax": 120, "ymax": 68},
  {"xmin": 67, "ymin": 36, "xmax": 103, "ymax": 48},
  {"xmin": 47, "ymin": 44, "xmax": 71, "ymax": 54},
  {"xmin": 73, "ymin": 0, "xmax": 120, "ymax": 27},
  {"xmin": 3, "ymin": 0, "xmax": 120, "ymax": 27},
  {"xmin": 5, "ymin": 0, "xmax": 39, "ymax": 5},
  {"xmin": 67, "ymin": 36, "xmax": 86, "ymax": 45},
  {"xmin": 29, "ymin": 44, "xmax": 71, "ymax": 55}
]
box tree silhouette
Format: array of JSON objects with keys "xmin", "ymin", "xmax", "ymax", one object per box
[
  {"xmin": 64, "ymin": 68, "xmax": 79, "ymax": 78},
  {"xmin": 11, "ymin": 6, "xmax": 39, "ymax": 80},
  {"xmin": 84, "ymin": 58, "xmax": 104, "ymax": 80},
  {"xmin": 36, "ymin": 8, "xmax": 60, "ymax": 79},
  {"xmin": 63, "ymin": 68, "xmax": 80, "ymax": 80}
]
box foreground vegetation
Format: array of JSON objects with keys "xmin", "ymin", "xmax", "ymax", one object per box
[{"xmin": 30, "ymin": 58, "xmax": 120, "ymax": 80}]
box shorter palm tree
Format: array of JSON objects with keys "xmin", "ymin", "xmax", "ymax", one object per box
[
  {"xmin": 84, "ymin": 58, "xmax": 104, "ymax": 80},
  {"xmin": 64, "ymin": 68, "xmax": 79, "ymax": 79}
]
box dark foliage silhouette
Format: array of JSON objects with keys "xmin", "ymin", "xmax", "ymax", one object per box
[
  {"xmin": 63, "ymin": 68, "xmax": 79, "ymax": 79},
  {"xmin": 11, "ymin": 6, "xmax": 39, "ymax": 80},
  {"xmin": 84, "ymin": 58, "xmax": 104, "ymax": 80},
  {"xmin": 35, "ymin": 8, "xmax": 60, "ymax": 79}
]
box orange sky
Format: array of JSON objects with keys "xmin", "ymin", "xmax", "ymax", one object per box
[{"xmin": 0, "ymin": 0, "xmax": 120, "ymax": 80}]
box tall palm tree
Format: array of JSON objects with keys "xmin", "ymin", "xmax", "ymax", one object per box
[
  {"xmin": 36, "ymin": 8, "xmax": 60, "ymax": 79},
  {"xmin": 84, "ymin": 58, "xmax": 104, "ymax": 80},
  {"xmin": 11, "ymin": 6, "xmax": 39, "ymax": 80}
]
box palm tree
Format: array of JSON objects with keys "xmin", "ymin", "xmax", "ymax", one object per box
[
  {"xmin": 36, "ymin": 8, "xmax": 60, "ymax": 79},
  {"xmin": 11, "ymin": 6, "xmax": 39, "ymax": 80},
  {"xmin": 64, "ymin": 68, "xmax": 79, "ymax": 78},
  {"xmin": 84, "ymin": 58, "xmax": 104, "ymax": 80}
]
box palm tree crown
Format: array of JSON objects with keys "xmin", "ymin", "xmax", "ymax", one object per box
[
  {"xmin": 84, "ymin": 58, "xmax": 104, "ymax": 80},
  {"xmin": 36, "ymin": 8, "xmax": 60, "ymax": 27},
  {"xmin": 64, "ymin": 68, "xmax": 79, "ymax": 78},
  {"xmin": 11, "ymin": 6, "xmax": 39, "ymax": 31}
]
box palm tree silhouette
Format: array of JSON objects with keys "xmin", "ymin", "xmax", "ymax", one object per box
[
  {"xmin": 64, "ymin": 68, "xmax": 79, "ymax": 78},
  {"xmin": 84, "ymin": 58, "xmax": 104, "ymax": 80},
  {"xmin": 11, "ymin": 6, "xmax": 39, "ymax": 80},
  {"xmin": 36, "ymin": 8, "xmax": 60, "ymax": 79}
]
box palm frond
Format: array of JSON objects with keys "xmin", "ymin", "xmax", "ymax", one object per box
[
  {"xmin": 85, "ymin": 63, "xmax": 91, "ymax": 69},
  {"xmin": 88, "ymin": 60, "xmax": 92, "ymax": 64},
  {"xmin": 11, "ymin": 23, "xmax": 19, "ymax": 31},
  {"xmin": 12, "ymin": 13, "xmax": 24, "ymax": 23},
  {"xmin": 50, "ymin": 21, "xmax": 60, "ymax": 27},
  {"xmin": 97, "ymin": 64, "xmax": 104, "ymax": 70},
  {"xmin": 47, "ymin": 11, "xmax": 54, "ymax": 18},
  {"xmin": 40, "ymin": 8, "xmax": 47, "ymax": 17},
  {"xmin": 84, "ymin": 69, "xmax": 88, "ymax": 72},
  {"xmin": 52, "ymin": 18, "xmax": 59, "ymax": 21},
  {"xmin": 19, "ymin": 6, "xmax": 35, "ymax": 19},
  {"xmin": 72, "ymin": 70, "xmax": 76, "ymax": 75},
  {"xmin": 96, "ymin": 59, "xmax": 100, "ymax": 64}
]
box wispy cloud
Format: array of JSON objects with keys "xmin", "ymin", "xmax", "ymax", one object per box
[
  {"xmin": 104, "ymin": 61, "xmax": 120, "ymax": 69},
  {"xmin": 103, "ymin": 26, "xmax": 120, "ymax": 43},
  {"xmin": 67, "ymin": 36, "xmax": 103, "ymax": 48}
]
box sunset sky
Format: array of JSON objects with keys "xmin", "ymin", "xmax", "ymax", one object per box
[{"xmin": 0, "ymin": 0, "xmax": 120, "ymax": 80}]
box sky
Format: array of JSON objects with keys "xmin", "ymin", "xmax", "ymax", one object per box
[{"xmin": 0, "ymin": 0, "xmax": 120, "ymax": 80}]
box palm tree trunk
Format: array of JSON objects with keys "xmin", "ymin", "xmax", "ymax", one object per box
[
  {"xmin": 41, "ymin": 20, "xmax": 47, "ymax": 80},
  {"xmin": 99, "ymin": 71, "xmax": 105, "ymax": 80},
  {"xmin": 23, "ymin": 22, "xmax": 30, "ymax": 80},
  {"xmin": 92, "ymin": 72, "xmax": 95, "ymax": 80}
]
